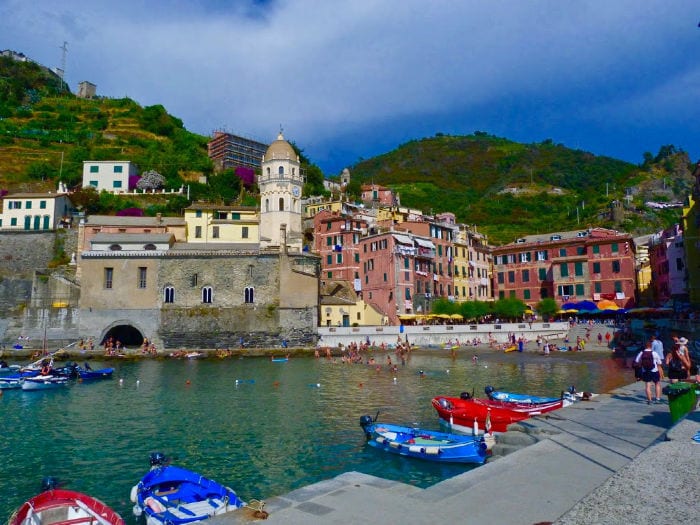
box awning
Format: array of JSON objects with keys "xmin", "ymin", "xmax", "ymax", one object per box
[
  {"xmin": 414, "ymin": 238, "xmax": 435, "ymax": 249},
  {"xmin": 392, "ymin": 234, "xmax": 413, "ymax": 245}
]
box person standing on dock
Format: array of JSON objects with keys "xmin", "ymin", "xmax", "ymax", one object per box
[
  {"xmin": 650, "ymin": 335, "xmax": 665, "ymax": 380},
  {"xmin": 635, "ymin": 342, "xmax": 663, "ymax": 404}
]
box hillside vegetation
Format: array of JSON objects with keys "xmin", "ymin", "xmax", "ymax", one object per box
[
  {"xmin": 347, "ymin": 133, "xmax": 694, "ymax": 244},
  {"xmin": 0, "ymin": 55, "xmax": 693, "ymax": 242}
]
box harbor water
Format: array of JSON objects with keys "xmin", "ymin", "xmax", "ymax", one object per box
[{"xmin": 1, "ymin": 349, "xmax": 631, "ymax": 521}]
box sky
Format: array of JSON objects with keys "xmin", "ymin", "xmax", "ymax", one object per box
[{"xmin": 1, "ymin": 0, "xmax": 699, "ymax": 176}]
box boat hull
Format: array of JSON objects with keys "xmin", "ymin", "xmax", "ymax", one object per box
[
  {"xmin": 9, "ymin": 488, "xmax": 125, "ymax": 525},
  {"xmin": 79, "ymin": 368, "xmax": 114, "ymax": 380},
  {"xmin": 432, "ymin": 396, "xmax": 566, "ymax": 433},
  {"xmin": 21, "ymin": 375, "xmax": 68, "ymax": 391},
  {"xmin": 360, "ymin": 418, "xmax": 487, "ymax": 464}
]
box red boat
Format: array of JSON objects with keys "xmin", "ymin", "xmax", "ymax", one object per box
[
  {"xmin": 432, "ymin": 394, "xmax": 567, "ymax": 434},
  {"xmin": 9, "ymin": 488, "xmax": 125, "ymax": 525}
]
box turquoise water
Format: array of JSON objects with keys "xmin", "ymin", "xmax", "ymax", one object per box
[{"xmin": 1, "ymin": 350, "xmax": 630, "ymax": 521}]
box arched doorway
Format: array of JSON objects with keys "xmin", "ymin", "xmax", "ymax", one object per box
[{"xmin": 101, "ymin": 324, "xmax": 144, "ymax": 348}]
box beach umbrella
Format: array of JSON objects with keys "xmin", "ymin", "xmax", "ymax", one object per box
[
  {"xmin": 524, "ymin": 309, "xmax": 534, "ymax": 314},
  {"xmin": 561, "ymin": 302, "xmax": 578, "ymax": 310},
  {"xmin": 575, "ymin": 300, "xmax": 597, "ymax": 311},
  {"xmin": 596, "ymin": 299, "xmax": 619, "ymax": 310},
  {"xmin": 450, "ymin": 314, "xmax": 464, "ymax": 320}
]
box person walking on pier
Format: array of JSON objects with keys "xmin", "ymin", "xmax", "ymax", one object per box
[{"xmin": 635, "ymin": 342, "xmax": 663, "ymax": 404}]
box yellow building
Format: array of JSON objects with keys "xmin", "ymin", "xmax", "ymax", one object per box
[
  {"xmin": 682, "ymin": 192, "xmax": 700, "ymax": 306},
  {"xmin": 304, "ymin": 199, "xmax": 344, "ymax": 219},
  {"xmin": 184, "ymin": 203, "xmax": 259, "ymax": 244},
  {"xmin": 320, "ymin": 281, "xmax": 386, "ymax": 326}
]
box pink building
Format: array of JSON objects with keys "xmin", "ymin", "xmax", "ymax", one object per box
[
  {"xmin": 648, "ymin": 224, "xmax": 686, "ymax": 305},
  {"xmin": 313, "ymin": 209, "xmax": 367, "ymax": 283},
  {"xmin": 360, "ymin": 184, "xmax": 396, "ymax": 206}
]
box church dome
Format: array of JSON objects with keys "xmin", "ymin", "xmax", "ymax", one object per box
[{"xmin": 264, "ymin": 132, "xmax": 298, "ymax": 162}]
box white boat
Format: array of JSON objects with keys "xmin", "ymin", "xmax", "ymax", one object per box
[
  {"xmin": 0, "ymin": 376, "xmax": 24, "ymax": 389},
  {"xmin": 21, "ymin": 375, "xmax": 69, "ymax": 391}
]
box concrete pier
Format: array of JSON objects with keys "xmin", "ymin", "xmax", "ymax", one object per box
[{"xmin": 213, "ymin": 380, "xmax": 699, "ymax": 524}]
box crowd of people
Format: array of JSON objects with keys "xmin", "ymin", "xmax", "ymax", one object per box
[{"xmin": 633, "ymin": 334, "xmax": 697, "ymax": 404}]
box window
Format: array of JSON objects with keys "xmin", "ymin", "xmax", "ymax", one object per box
[
  {"xmin": 593, "ymin": 262, "xmax": 601, "ymax": 274},
  {"xmin": 196, "ymin": 210, "xmax": 202, "ymax": 218},
  {"xmin": 114, "ymin": 165, "xmax": 123, "ymax": 173},
  {"xmin": 575, "ymin": 283, "xmax": 584, "ymax": 296},
  {"xmin": 191, "ymin": 274, "xmax": 199, "ymax": 287},
  {"xmin": 242, "ymin": 226, "xmax": 249, "ymax": 238},
  {"xmin": 560, "ymin": 263, "xmax": 569, "ymax": 277},
  {"xmin": 327, "ymin": 271, "xmax": 332, "ymax": 278},
  {"xmin": 326, "ymin": 255, "xmax": 332, "ymax": 264},
  {"xmin": 592, "ymin": 245, "xmax": 600, "ymax": 254},
  {"xmin": 594, "ymin": 282, "xmax": 602, "ymax": 293},
  {"xmin": 524, "ymin": 289, "xmax": 531, "ymax": 299},
  {"xmin": 164, "ymin": 286, "xmax": 175, "ymax": 303},
  {"xmin": 278, "ymin": 166, "xmax": 284, "ymax": 175},
  {"xmin": 113, "ymin": 180, "xmax": 122, "ymax": 188},
  {"xmin": 559, "ymin": 248, "xmax": 567, "ymax": 257},
  {"xmin": 612, "ymin": 260, "xmax": 621, "ymax": 273},
  {"xmin": 558, "ymin": 284, "xmax": 574, "ymax": 296},
  {"xmin": 519, "ymin": 252, "xmax": 531, "ymax": 263},
  {"xmin": 574, "ymin": 262, "xmax": 584, "ymax": 276},
  {"xmin": 279, "ymin": 197, "xmax": 285, "ymax": 211},
  {"xmin": 576, "ymin": 246, "xmax": 586, "ymax": 255},
  {"xmin": 212, "ymin": 226, "xmax": 220, "ymax": 238},
  {"xmin": 109, "ymin": 244, "xmax": 122, "ymax": 251},
  {"xmin": 336, "ymin": 253, "xmax": 342, "ymax": 264},
  {"xmin": 138, "ymin": 267, "xmax": 147, "ymax": 289},
  {"xmin": 498, "ymin": 272, "xmax": 504, "ymax": 284},
  {"xmin": 611, "ymin": 243, "xmax": 619, "ymax": 253},
  {"xmin": 104, "ymin": 268, "xmax": 113, "ymax": 289},
  {"xmin": 40, "ymin": 200, "xmax": 46, "ymax": 209},
  {"xmin": 499, "ymin": 291, "xmax": 505, "ymax": 299},
  {"xmin": 244, "ymin": 287, "xmax": 254, "ymax": 303},
  {"xmin": 25, "ymin": 201, "xmax": 32, "ymax": 209},
  {"xmin": 265, "ymin": 199, "xmax": 269, "ymax": 212},
  {"xmin": 538, "ymin": 268, "xmax": 547, "ymax": 281},
  {"xmin": 405, "ymin": 288, "xmax": 411, "ymax": 300},
  {"xmin": 522, "ymin": 269, "xmax": 530, "ymax": 282},
  {"xmin": 89, "ymin": 181, "xmax": 98, "ymax": 187},
  {"xmin": 10, "ymin": 217, "xmax": 17, "ymax": 226},
  {"xmin": 202, "ymin": 286, "xmax": 213, "ymax": 304},
  {"xmin": 144, "ymin": 243, "xmax": 156, "ymax": 250},
  {"xmin": 195, "ymin": 225, "xmax": 202, "ymax": 238},
  {"xmin": 540, "ymin": 288, "xmax": 548, "ymax": 298},
  {"xmin": 354, "ymin": 253, "xmax": 359, "ymax": 263},
  {"xmin": 536, "ymin": 250, "xmax": 548, "ymax": 261},
  {"xmin": 232, "ymin": 213, "xmax": 240, "ymax": 220},
  {"xmin": 614, "ymin": 281, "xmax": 622, "ymax": 293},
  {"xmin": 404, "ymin": 258, "xmax": 409, "ymax": 269},
  {"xmin": 508, "ymin": 271, "xmax": 515, "ymax": 283},
  {"xmin": 90, "ymin": 165, "xmax": 99, "ymax": 173}
]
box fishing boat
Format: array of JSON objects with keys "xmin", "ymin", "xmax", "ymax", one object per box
[
  {"xmin": 21, "ymin": 375, "xmax": 69, "ymax": 391},
  {"xmin": 0, "ymin": 375, "xmax": 24, "ymax": 389},
  {"xmin": 130, "ymin": 453, "xmax": 245, "ymax": 525},
  {"xmin": 359, "ymin": 415, "xmax": 487, "ymax": 464},
  {"xmin": 432, "ymin": 389, "xmax": 571, "ymax": 434},
  {"xmin": 485, "ymin": 385, "xmax": 567, "ymax": 405},
  {"xmin": 78, "ymin": 367, "xmax": 114, "ymax": 380},
  {"xmin": 8, "ymin": 478, "xmax": 125, "ymax": 525}
]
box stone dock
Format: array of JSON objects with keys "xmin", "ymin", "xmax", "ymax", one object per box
[{"xmin": 212, "ymin": 380, "xmax": 699, "ymax": 525}]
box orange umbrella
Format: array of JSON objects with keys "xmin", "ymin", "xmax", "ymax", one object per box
[{"xmin": 596, "ymin": 299, "xmax": 619, "ymax": 310}]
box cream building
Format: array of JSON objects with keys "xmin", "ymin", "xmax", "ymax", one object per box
[
  {"xmin": 0, "ymin": 192, "xmax": 73, "ymax": 230},
  {"xmin": 184, "ymin": 203, "xmax": 259, "ymax": 245},
  {"xmin": 82, "ymin": 160, "xmax": 138, "ymax": 192},
  {"xmin": 258, "ymin": 132, "xmax": 304, "ymax": 252}
]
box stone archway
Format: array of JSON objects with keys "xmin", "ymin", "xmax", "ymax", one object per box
[{"xmin": 101, "ymin": 324, "xmax": 144, "ymax": 348}]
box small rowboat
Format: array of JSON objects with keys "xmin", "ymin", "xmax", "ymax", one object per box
[
  {"xmin": 79, "ymin": 367, "xmax": 114, "ymax": 380},
  {"xmin": 270, "ymin": 357, "xmax": 289, "ymax": 363},
  {"xmin": 9, "ymin": 483, "xmax": 125, "ymax": 525},
  {"xmin": 359, "ymin": 415, "xmax": 488, "ymax": 464},
  {"xmin": 21, "ymin": 375, "xmax": 69, "ymax": 391},
  {"xmin": 131, "ymin": 453, "xmax": 245, "ymax": 525}
]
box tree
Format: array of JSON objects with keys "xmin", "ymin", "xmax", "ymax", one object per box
[
  {"xmin": 136, "ymin": 170, "xmax": 166, "ymax": 190},
  {"xmin": 535, "ymin": 298, "xmax": 559, "ymax": 322},
  {"xmin": 69, "ymin": 186, "xmax": 100, "ymax": 213}
]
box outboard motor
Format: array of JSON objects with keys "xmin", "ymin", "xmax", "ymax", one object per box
[
  {"xmin": 359, "ymin": 415, "xmax": 374, "ymax": 440},
  {"xmin": 149, "ymin": 452, "xmax": 168, "ymax": 468},
  {"xmin": 484, "ymin": 385, "xmax": 495, "ymax": 398},
  {"xmin": 41, "ymin": 476, "xmax": 59, "ymax": 491},
  {"xmin": 459, "ymin": 391, "xmax": 471, "ymax": 400}
]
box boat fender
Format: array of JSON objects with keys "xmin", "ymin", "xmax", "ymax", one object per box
[
  {"xmin": 145, "ymin": 497, "xmax": 166, "ymax": 514},
  {"xmin": 130, "ymin": 485, "xmax": 139, "ymax": 503},
  {"xmin": 484, "ymin": 385, "xmax": 495, "ymax": 397}
]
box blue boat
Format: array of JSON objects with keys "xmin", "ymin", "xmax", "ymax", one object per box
[
  {"xmin": 130, "ymin": 453, "xmax": 245, "ymax": 525},
  {"xmin": 359, "ymin": 415, "xmax": 488, "ymax": 464},
  {"xmin": 485, "ymin": 385, "xmax": 575, "ymax": 405},
  {"xmin": 78, "ymin": 367, "xmax": 114, "ymax": 380}
]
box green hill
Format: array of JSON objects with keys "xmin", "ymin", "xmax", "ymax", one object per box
[
  {"xmin": 0, "ymin": 55, "xmax": 212, "ymax": 210},
  {"xmin": 347, "ymin": 133, "xmax": 694, "ymax": 244}
]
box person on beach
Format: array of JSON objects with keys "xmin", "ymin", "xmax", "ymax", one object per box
[
  {"xmin": 635, "ymin": 342, "xmax": 663, "ymax": 404},
  {"xmin": 650, "ymin": 335, "xmax": 665, "ymax": 380}
]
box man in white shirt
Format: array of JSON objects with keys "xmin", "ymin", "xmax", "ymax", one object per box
[{"xmin": 650, "ymin": 335, "xmax": 665, "ymax": 380}]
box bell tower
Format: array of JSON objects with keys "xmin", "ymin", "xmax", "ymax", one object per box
[{"xmin": 259, "ymin": 132, "xmax": 303, "ymax": 252}]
